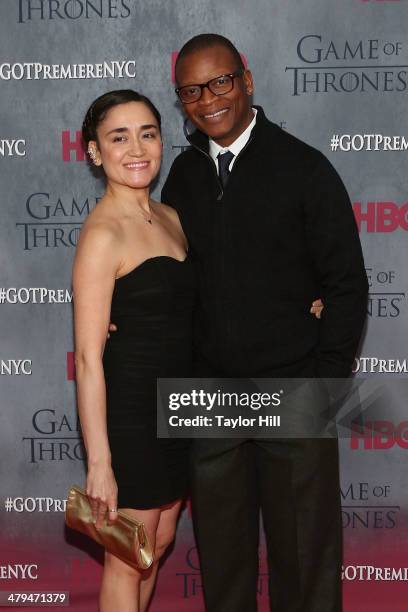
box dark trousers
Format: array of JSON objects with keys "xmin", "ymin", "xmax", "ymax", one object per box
[
  {"xmin": 190, "ymin": 437, "xmax": 342, "ymax": 612},
  {"xmin": 190, "ymin": 358, "xmax": 343, "ymax": 611}
]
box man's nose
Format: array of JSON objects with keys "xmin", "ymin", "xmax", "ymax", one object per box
[{"xmin": 199, "ymin": 84, "xmax": 218, "ymax": 105}]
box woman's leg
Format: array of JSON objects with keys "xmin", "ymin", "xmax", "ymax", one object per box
[
  {"xmin": 99, "ymin": 507, "xmax": 160, "ymax": 612},
  {"xmin": 140, "ymin": 499, "xmax": 183, "ymax": 612}
]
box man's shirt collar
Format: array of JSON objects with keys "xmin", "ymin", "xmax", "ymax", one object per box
[{"xmin": 209, "ymin": 107, "xmax": 257, "ymax": 167}]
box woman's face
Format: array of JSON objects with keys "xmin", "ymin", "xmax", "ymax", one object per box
[{"xmin": 91, "ymin": 101, "xmax": 162, "ymax": 190}]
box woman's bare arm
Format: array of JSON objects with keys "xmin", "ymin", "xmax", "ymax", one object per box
[{"xmin": 73, "ymin": 220, "xmax": 121, "ymax": 526}]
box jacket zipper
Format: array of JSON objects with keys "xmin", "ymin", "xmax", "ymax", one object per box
[
  {"xmin": 189, "ymin": 134, "xmax": 255, "ymax": 200},
  {"xmin": 189, "ymin": 142, "xmax": 224, "ymax": 200},
  {"xmin": 188, "ymin": 135, "xmax": 254, "ymax": 359}
]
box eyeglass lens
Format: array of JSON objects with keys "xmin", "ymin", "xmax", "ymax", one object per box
[{"xmin": 179, "ymin": 74, "xmax": 233, "ymax": 103}]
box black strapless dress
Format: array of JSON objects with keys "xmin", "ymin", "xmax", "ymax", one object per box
[{"xmin": 103, "ymin": 254, "xmax": 195, "ymax": 509}]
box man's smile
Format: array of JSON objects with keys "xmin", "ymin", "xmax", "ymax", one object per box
[{"xmin": 201, "ymin": 107, "xmax": 229, "ymax": 120}]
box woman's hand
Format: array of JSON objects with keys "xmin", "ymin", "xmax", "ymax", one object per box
[
  {"xmin": 310, "ymin": 299, "xmax": 324, "ymax": 319},
  {"xmin": 86, "ymin": 463, "xmax": 118, "ymax": 528}
]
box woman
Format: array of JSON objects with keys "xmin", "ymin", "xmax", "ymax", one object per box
[{"xmin": 73, "ymin": 89, "xmax": 194, "ymax": 612}]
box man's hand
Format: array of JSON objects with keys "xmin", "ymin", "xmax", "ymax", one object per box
[
  {"xmin": 107, "ymin": 323, "xmax": 117, "ymax": 339},
  {"xmin": 310, "ymin": 299, "xmax": 324, "ymax": 319}
]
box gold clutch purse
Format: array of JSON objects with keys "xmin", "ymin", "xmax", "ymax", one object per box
[{"xmin": 65, "ymin": 485, "xmax": 153, "ymax": 570}]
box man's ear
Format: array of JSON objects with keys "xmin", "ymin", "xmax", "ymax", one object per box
[{"xmin": 243, "ymin": 69, "xmax": 254, "ymax": 96}]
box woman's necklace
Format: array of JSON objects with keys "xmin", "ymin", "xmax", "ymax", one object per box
[{"xmin": 136, "ymin": 202, "xmax": 153, "ymax": 225}]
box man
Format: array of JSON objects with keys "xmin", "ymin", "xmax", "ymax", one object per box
[{"xmin": 161, "ymin": 34, "xmax": 368, "ymax": 612}]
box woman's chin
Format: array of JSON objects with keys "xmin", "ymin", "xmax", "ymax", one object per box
[{"xmin": 120, "ymin": 178, "xmax": 153, "ymax": 190}]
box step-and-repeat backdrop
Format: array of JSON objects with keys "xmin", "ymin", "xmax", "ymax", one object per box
[{"xmin": 1, "ymin": 1, "xmax": 407, "ymax": 610}]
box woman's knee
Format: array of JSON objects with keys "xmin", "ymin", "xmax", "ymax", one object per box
[{"xmin": 104, "ymin": 551, "xmax": 141, "ymax": 579}]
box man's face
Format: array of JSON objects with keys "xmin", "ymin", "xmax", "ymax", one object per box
[{"xmin": 176, "ymin": 45, "xmax": 254, "ymax": 147}]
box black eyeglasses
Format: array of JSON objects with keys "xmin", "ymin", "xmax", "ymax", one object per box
[{"xmin": 175, "ymin": 70, "xmax": 244, "ymax": 104}]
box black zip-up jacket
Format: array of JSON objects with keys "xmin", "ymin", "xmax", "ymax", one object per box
[{"xmin": 162, "ymin": 106, "xmax": 368, "ymax": 378}]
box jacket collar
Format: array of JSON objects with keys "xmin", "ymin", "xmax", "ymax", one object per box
[{"xmin": 185, "ymin": 105, "xmax": 269, "ymax": 154}]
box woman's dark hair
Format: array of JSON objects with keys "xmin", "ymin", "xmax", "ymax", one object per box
[{"xmin": 82, "ymin": 89, "xmax": 161, "ymax": 145}]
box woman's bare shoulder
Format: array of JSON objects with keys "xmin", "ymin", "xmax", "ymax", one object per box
[
  {"xmin": 154, "ymin": 199, "xmax": 175, "ymax": 212},
  {"xmin": 74, "ymin": 203, "xmax": 124, "ymax": 278},
  {"xmin": 79, "ymin": 201, "xmax": 122, "ymax": 245},
  {"xmin": 154, "ymin": 200, "xmax": 180, "ymax": 222}
]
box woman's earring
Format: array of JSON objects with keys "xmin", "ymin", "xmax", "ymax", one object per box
[{"xmin": 88, "ymin": 146, "xmax": 98, "ymax": 165}]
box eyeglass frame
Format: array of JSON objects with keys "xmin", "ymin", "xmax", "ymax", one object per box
[{"xmin": 175, "ymin": 69, "xmax": 245, "ymax": 104}]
